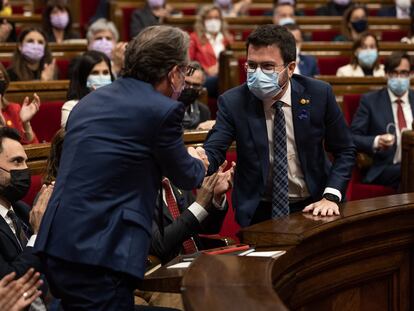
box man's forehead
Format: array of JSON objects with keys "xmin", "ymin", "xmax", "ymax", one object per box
[
  {"xmin": 185, "ymin": 70, "xmax": 203, "ymax": 83},
  {"xmin": 0, "ymin": 138, "xmax": 27, "ymax": 160},
  {"xmin": 247, "ymin": 44, "xmax": 283, "ymax": 61}
]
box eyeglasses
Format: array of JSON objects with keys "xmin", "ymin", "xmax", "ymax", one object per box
[
  {"xmin": 183, "ymin": 65, "xmax": 197, "ymax": 77},
  {"xmin": 388, "ymin": 70, "xmax": 411, "ymax": 78},
  {"xmin": 244, "ymin": 62, "xmax": 287, "ymax": 74},
  {"xmin": 184, "ymin": 81, "xmax": 203, "ymax": 92}
]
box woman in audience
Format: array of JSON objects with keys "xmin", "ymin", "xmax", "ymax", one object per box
[
  {"xmin": 7, "ymin": 28, "xmax": 56, "ymax": 81},
  {"xmin": 215, "ymin": 0, "xmax": 251, "ymax": 17},
  {"xmin": 42, "ymin": 1, "xmax": 79, "ymax": 43},
  {"xmin": 401, "ymin": 14, "xmax": 414, "ymax": 43},
  {"xmin": 189, "ymin": 5, "xmax": 233, "ymax": 98},
  {"xmin": 336, "ymin": 32, "xmax": 385, "ymax": 77},
  {"xmin": 61, "ymin": 50, "xmax": 114, "ymax": 127},
  {"xmin": 43, "ymin": 128, "xmax": 64, "ymax": 185},
  {"xmin": 335, "ymin": 4, "xmax": 368, "ymax": 41},
  {"xmin": 0, "ymin": 63, "xmax": 39, "ymax": 144}
]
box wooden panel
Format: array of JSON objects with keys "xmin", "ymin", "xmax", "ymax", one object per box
[
  {"xmin": 401, "ymin": 129, "xmax": 414, "ymax": 193},
  {"xmin": 5, "ymin": 80, "xmax": 70, "ymax": 103}
]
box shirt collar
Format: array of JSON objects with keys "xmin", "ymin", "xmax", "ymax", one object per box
[
  {"xmin": 205, "ymin": 32, "xmax": 223, "ymax": 43},
  {"xmin": 387, "ymin": 87, "xmax": 409, "ymax": 105},
  {"xmin": 0, "ymin": 202, "xmax": 12, "ymax": 220}
]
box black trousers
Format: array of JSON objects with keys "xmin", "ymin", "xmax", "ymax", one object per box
[{"xmin": 251, "ymin": 197, "xmax": 314, "ymax": 225}]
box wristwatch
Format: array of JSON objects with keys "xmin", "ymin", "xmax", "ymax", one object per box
[{"xmin": 323, "ymin": 193, "xmax": 340, "ymax": 204}]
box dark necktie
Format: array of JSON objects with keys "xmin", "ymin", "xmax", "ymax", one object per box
[
  {"xmin": 6, "ymin": 210, "xmax": 27, "ymax": 249},
  {"xmin": 396, "ymin": 98, "xmax": 407, "ymax": 132},
  {"xmin": 272, "ymin": 101, "xmax": 289, "ymax": 218},
  {"xmin": 162, "ymin": 179, "xmax": 198, "ymax": 254}
]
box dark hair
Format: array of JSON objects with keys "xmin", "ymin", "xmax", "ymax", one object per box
[
  {"xmin": 121, "ymin": 25, "xmax": 189, "ymax": 85},
  {"xmin": 0, "ymin": 127, "xmax": 21, "ymax": 153},
  {"xmin": 246, "ymin": 24, "xmax": 296, "ymax": 64},
  {"xmin": 42, "ymin": 1, "xmax": 75, "ymax": 40},
  {"xmin": 350, "ymin": 32, "xmax": 380, "ymax": 70},
  {"xmin": 67, "ymin": 50, "xmax": 114, "ymax": 100},
  {"xmin": 43, "ymin": 128, "xmax": 65, "ymax": 185},
  {"xmin": 384, "ymin": 51, "xmax": 412, "ymax": 73},
  {"xmin": 9, "ymin": 27, "xmax": 53, "ymax": 81},
  {"xmin": 342, "ymin": 4, "xmax": 368, "ymax": 40}
]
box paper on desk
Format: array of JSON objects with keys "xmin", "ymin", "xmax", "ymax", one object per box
[
  {"xmin": 167, "ymin": 262, "xmax": 192, "ymax": 269},
  {"xmin": 246, "ymin": 250, "xmax": 286, "ymax": 258}
]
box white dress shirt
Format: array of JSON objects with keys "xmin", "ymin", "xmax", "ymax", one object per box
[
  {"xmin": 205, "ymin": 32, "xmax": 225, "ymax": 59},
  {"xmin": 263, "ymin": 81, "xmax": 342, "ymax": 201},
  {"xmin": 396, "ymin": 5, "xmax": 411, "ymax": 19}
]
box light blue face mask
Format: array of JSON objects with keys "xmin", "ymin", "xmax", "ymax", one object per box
[
  {"xmin": 247, "ymin": 67, "xmax": 286, "ymax": 100},
  {"xmin": 278, "ymin": 17, "xmax": 295, "ymax": 26},
  {"xmin": 388, "ymin": 77, "xmax": 410, "ymax": 97},
  {"xmin": 357, "ymin": 49, "xmax": 378, "ymax": 68},
  {"xmin": 86, "ymin": 74, "xmax": 112, "ymax": 89}
]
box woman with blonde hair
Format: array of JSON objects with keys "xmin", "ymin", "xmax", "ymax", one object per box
[{"xmin": 189, "ymin": 4, "xmax": 233, "ymax": 97}]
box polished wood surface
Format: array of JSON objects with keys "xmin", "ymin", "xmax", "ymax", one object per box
[
  {"xmin": 6, "ymin": 80, "xmax": 69, "ymax": 103},
  {"xmin": 177, "ymin": 193, "xmax": 414, "ymax": 310}
]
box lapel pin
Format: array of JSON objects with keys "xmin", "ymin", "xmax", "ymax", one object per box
[{"xmin": 300, "ymin": 98, "xmax": 310, "ymax": 105}]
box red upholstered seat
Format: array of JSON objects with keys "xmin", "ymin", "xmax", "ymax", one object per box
[
  {"xmin": 121, "ymin": 6, "xmax": 137, "ymax": 41},
  {"xmin": 318, "ymin": 56, "xmax": 349, "ymax": 75},
  {"xmin": 79, "ymin": 0, "xmax": 100, "ymax": 35},
  {"xmin": 22, "ymin": 175, "xmax": 43, "ymax": 207},
  {"xmin": 56, "ymin": 59, "xmax": 70, "ymax": 80},
  {"xmin": 31, "ymin": 101, "xmax": 64, "ymax": 143},
  {"xmin": 381, "ymin": 30, "xmax": 408, "ymax": 41},
  {"xmin": 248, "ymin": 8, "xmax": 272, "ymax": 16},
  {"xmin": 311, "ymin": 29, "xmax": 340, "ymax": 41},
  {"xmin": 342, "ymin": 94, "xmax": 396, "ymax": 200}
]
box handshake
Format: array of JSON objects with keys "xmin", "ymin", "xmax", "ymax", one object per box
[{"xmin": 188, "ymin": 146, "xmax": 209, "ymax": 172}]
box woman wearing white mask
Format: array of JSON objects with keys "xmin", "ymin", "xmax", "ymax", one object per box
[
  {"xmin": 7, "ymin": 27, "xmax": 56, "ymax": 81},
  {"xmin": 336, "ymin": 32, "xmax": 385, "ymax": 77},
  {"xmin": 61, "ymin": 50, "xmax": 114, "ymax": 127},
  {"xmin": 189, "ymin": 5, "xmax": 233, "ymax": 97},
  {"xmin": 42, "ymin": 2, "xmax": 80, "ymax": 44}
]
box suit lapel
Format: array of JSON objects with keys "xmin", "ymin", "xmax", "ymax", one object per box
[
  {"xmin": 382, "ymin": 88, "xmax": 396, "ymax": 131},
  {"xmin": 291, "ymin": 78, "xmax": 310, "ymax": 172},
  {"xmin": 0, "ymin": 216, "xmax": 21, "ymax": 251},
  {"xmin": 408, "ymin": 90, "xmax": 414, "ymax": 121},
  {"xmin": 246, "ymin": 93, "xmax": 269, "ymax": 186}
]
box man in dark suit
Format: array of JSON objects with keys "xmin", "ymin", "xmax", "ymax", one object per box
[
  {"xmin": 130, "ymin": 0, "xmax": 170, "ymax": 39},
  {"xmin": 351, "ymin": 51, "xmax": 413, "ymax": 189},
  {"xmin": 285, "ymin": 24, "xmax": 320, "ymax": 77},
  {"xmin": 316, "ymin": 0, "xmax": 353, "ymax": 16},
  {"xmin": 203, "ymin": 25, "xmax": 355, "ymax": 227},
  {"xmin": 34, "ymin": 26, "xmax": 207, "ymax": 310},
  {"xmin": 151, "ymin": 162, "xmax": 234, "ymax": 263},
  {"xmin": 0, "ymin": 127, "xmax": 52, "ymax": 310},
  {"xmin": 377, "ymin": 0, "xmax": 413, "ymax": 18}
]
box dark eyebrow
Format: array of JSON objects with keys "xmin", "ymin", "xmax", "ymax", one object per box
[{"xmin": 9, "ymin": 156, "xmax": 25, "ymax": 162}]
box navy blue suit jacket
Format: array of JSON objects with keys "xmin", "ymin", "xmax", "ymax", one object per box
[
  {"xmin": 377, "ymin": 6, "xmax": 414, "ymax": 17},
  {"xmin": 34, "ymin": 78, "xmax": 205, "ymax": 279},
  {"xmin": 350, "ymin": 88, "xmax": 414, "ymax": 183},
  {"xmin": 204, "ymin": 75, "xmax": 355, "ymax": 227},
  {"xmin": 298, "ymin": 54, "xmax": 320, "ymax": 77}
]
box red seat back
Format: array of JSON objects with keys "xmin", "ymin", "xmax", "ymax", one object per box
[
  {"xmin": 121, "ymin": 6, "xmax": 136, "ymax": 41},
  {"xmin": 79, "ymin": 0, "xmax": 100, "ymax": 35},
  {"xmin": 342, "ymin": 94, "xmax": 362, "ymax": 125},
  {"xmin": 31, "ymin": 101, "xmax": 64, "ymax": 143},
  {"xmin": 381, "ymin": 29, "xmax": 408, "ymax": 41},
  {"xmin": 318, "ymin": 56, "xmax": 350, "ymax": 75},
  {"xmin": 311, "ymin": 29, "xmax": 340, "ymax": 41},
  {"xmin": 56, "ymin": 59, "xmax": 70, "ymax": 80}
]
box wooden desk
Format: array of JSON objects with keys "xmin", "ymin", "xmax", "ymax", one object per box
[
  {"xmin": 178, "ymin": 193, "xmax": 414, "ymax": 310},
  {"xmin": 6, "ymin": 80, "xmax": 69, "ymax": 103}
]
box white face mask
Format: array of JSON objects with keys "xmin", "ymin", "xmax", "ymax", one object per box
[
  {"xmin": 87, "ymin": 74, "xmax": 112, "ymax": 89},
  {"xmin": 333, "ymin": 0, "xmax": 351, "ymax": 5},
  {"xmin": 396, "ymin": 0, "xmax": 411, "ymax": 10},
  {"xmin": 204, "ymin": 19, "xmax": 221, "ymax": 34}
]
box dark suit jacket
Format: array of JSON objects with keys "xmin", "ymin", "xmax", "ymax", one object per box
[
  {"xmin": 350, "ymin": 88, "xmax": 414, "ymax": 183},
  {"xmin": 0, "ymin": 201, "xmax": 41, "ymax": 278},
  {"xmin": 130, "ymin": 5, "xmax": 159, "ymax": 39},
  {"xmin": 316, "ymin": 2, "xmax": 351, "ymax": 16},
  {"xmin": 298, "ymin": 54, "xmax": 320, "ymax": 77},
  {"xmin": 150, "ymin": 184, "xmax": 227, "ymax": 263},
  {"xmin": 204, "ymin": 74, "xmax": 356, "ymax": 227},
  {"xmin": 377, "ymin": 6, "xmax": 414, "ymax": 17},
  {"xmin": 34, "ymin": 78, "xmax": 205, "ymax": 279}
]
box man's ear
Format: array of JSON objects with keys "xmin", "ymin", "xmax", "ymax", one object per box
[{"xmin": 287, "ymin": 62, "xmax": 296, "ymax": 78}]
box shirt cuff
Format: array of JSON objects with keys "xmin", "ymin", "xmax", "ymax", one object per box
[
  {"xmin": 373, "ymin": 135, "xmax": 381, "ymax": 151},
  {"xmin": 188, "ymin": 202, "xmax": 209, "ymax": 222},
  {"xmin": 323, "ymin": 188, "xmax": 342, "ymax": 202},
  {"xmin": 26, "ymin": 235, "xmax": 37, "ymax": 247},
  {"xmin": 212, "ymin": 195, "xmax": 227, "ymax": 210}
]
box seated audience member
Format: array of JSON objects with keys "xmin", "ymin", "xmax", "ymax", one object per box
[
  {"xmin": 0, "ymin": 269, "xmax": 43, "ymax": 311},
  {"xmin": 189, "ymin": 5, "xmax": 233, "ymax": 98},
  {"xmin": 214, "ymin": 0, "xmax": 251, "ymax": 17},
  {"xmin": 151, "ymin": 161, "xmax": 234, "ymax": 263},
  {"xmin": 7, "ymin": 28, "xmax": 56, "ymax": 82},
  {"xmin": 272, "ymin": 2, "xmax": 296, "ymax": 26},
  {"xmin": 378, "ymin": 0, "xmax": 413, "ymax": 18},
  {"xmin": 0, "ymin": 0, "xmax": 16, "ymax": 43},
  {"xmin": 0, "ymin": 0, "xmax": 11, "ymax": 16},
  {"xmin": 0, "ymin": 127, "xmax": 53, "ymax": 310},
  {"xmin": 351, "ymin": 51, "xmax": 413, "ymax": 189},
  {"xmin": 130, "ymin": 0, "xmax": 171, "ymax": 38},
  {"xmin": 179, "ymin": 62, "xmax": 214, "ymax": 130},
  {"xmin": 0, "ymin": 64, "xmax": 39, "ymax": 144},
  {"xmin": 285, "ymin": 24, "xmax": 320, "ymax": 77},
  {"xmin": 42, "ymin": 128, "xmax": 64, "ymax": 186},
  {"xmin": 42, "ymin": 0, "xmax": 80, "ymax": 43},
  {"xmin": 334, "ymin": 4, "xmax": 368, "ymax": 41},
  {"xmin": 401, "ymin": 15, "xmax": 414, "ymax": 43},
  {"xmin": 62, "ymin": 50, "xmax": 114, "ymax": 127},
  {"xmin": 316, "ymin": 0, "xmax": 353, "ymax": 16},
  {"xmin": 336, "ymin": 32, "xmax": 384, "ymax": 77}
]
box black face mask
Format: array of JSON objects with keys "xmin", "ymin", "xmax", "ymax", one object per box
[
  {"xmin": 351, "ymin": 19, "xmax": 368, "ymax": 33},
  {"xmin": 177, "ymin": 88, "xmax": 200, "ymax": 107},
  {"xmin": 0, "ymin": 80, "xmax": 7, "ymax": 96},
  {"xmin": 0, "ymin": 168, "xmax": 31, "ymax": 203}
]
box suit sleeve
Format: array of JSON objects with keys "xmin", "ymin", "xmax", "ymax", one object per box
[
  {"xmin": 0, "ymin": 248, "xmax": 42, "ymax": 279},
  {"xmin": 204, "ymin": 95, "xmax": 236, "ymax": 175},
  {"xmin": 350, "ymin": 95, "xmax": 378, "ymax": 155},
  {"xmin": 323, "ymin": 84, "xmax": 356, "ymax": 195},
  {"xmin": 154, "ymin": 103, "xmax": 205, "ymax": 190}
]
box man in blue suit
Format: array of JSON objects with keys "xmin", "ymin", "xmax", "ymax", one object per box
[
  {"xmin": 351, "ymin": 51, "xmax": 413, "ymax": 189},
  {"xmin": 34, "ymin": 26, "xmax": 207, "ymax": 310},
  {"xmin": 377, "ymin": 0, "xmax": 413, "ymax": 18},
  {"xmin": 204, "ymin": 25, "xmax": 355, "ymax": 227}
]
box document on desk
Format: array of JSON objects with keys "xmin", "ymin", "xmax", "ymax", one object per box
[
  {"xmin": 167, "ymin": 262, "xmax": 192, "ymax": 269},
  {"xmin": 245, "ymin": 250, "xmax": 286, "ymax": 259}
]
